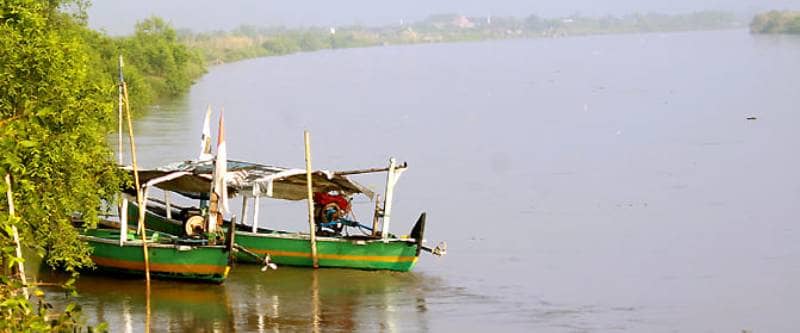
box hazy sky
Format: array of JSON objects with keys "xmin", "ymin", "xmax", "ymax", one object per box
[{"xmin": 88, "ymin": 0, "xmax": 800, "ymax": 35}]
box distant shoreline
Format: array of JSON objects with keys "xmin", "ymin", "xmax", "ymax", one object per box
[
  {"xmin": 179, "ymin": 11, "xmax": 744, "ymax": 66},
  {"xmin": 199, "ymin": 28, "xmax": 750, "ymax": 69},
  {"xmin": 750, "ymin": 11, "xmax": 800, "ymax": 34}
]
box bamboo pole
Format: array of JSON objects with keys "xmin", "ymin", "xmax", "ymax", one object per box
[
  {"xmin": 117, "ymin": 56, "xmax": 124, "ymax": 240},
  {"xmin": 304, "ymin": 131, "xmax": 319, "ymax": 268},
  {"xmin": 4, "ymin": 174, "xmax": 28, "ymax": 299},
  {"xmin": 165, "ymin": 191, "xmax": 171, "ymax": 220},
  {"xmin": 381, "ymin": 158, "xmax": 397, "ymax": 241},
  {"xmin": 117, "ymin": 56, "xmax": 124, "ymax": 166},
  {"xmin": 138, "ymin": 187, "xmax": 150, "ymax": 234},
  {"xmin": 371, "ymin": 194, "xmax": 381, "ymax": 237},
  {"xmin": 334, "ymin": 163, "xmax": 408, "ymax": 176},
  {"xmin": 311, "ymin": 269, "xmax": 320, "ymax": 333},
  {"xmin": 119, "ymin": 198, "xmax": 128, "ymax": 246},
  {"xmin": 145, "ymin": 285, "xmax": 151, "ymax": 333},
  {"xmin": 240, "ymin": 196, "xmax": 249, "ymax": 227},
  {"xmin": 252, "ymin": 196, "xmax": 260, "ymax": 233},
  {"xmin": 121, "ymin": 68, "xmax": 150, "ymax": 285}
]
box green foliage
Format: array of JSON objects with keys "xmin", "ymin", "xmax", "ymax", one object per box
[
  {"xmin": 122, "ymin": 16, "xmax": 205, "ymax": 97},
  {"xmin": 751, "ymin": 11, "xmax": 800, "ymax": 34},
  {"xmin": 0, "ymin": 277, "xmax": 108, "ymax": 332},
  {"xmin": 0, "ymin": 0, "xmax": 125, "ymax": 330},
  {"xmin": 74, "ymin": 16, "xmax": 207, "ymax": 113},
  {"xmin": 0, "ymin": 0, "xmax": 120, "ymax": 270},
  {"xmin": 0, "ymin": 1, "xmax": 207, "ymax": 330},
  {"xmin": 262, "ymin": 35, "xmax": 301, "ymax": 55}
]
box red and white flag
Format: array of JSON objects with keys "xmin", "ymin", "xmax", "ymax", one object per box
[{"xmin": 213, "ymin": 110, "xmax": 229, "ymax": 214}]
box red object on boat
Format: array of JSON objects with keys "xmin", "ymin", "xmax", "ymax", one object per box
[{"xmin": 313, "ymin": 192, "xmax": 350, "ymax": 211}]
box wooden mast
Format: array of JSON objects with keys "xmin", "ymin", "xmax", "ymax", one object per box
[{"xmin": 304, "ymin": 131, "xmax": 319, "ymax": 268}]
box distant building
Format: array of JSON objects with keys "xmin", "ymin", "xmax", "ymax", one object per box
[{"xmin": 454, "ymin": 16, "xmax": 475, "ymax": 28}]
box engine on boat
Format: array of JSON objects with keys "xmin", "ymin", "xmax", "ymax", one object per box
[
  {"xmin": 180, "ymin": 207, "xmax": 206, "ymax": 237},
  {"xmin": 313, "ymin": 192, "xmax": 353, "ymax": 235},
  {"xmin": 184, "ymin": 215, "xmax": 206, "ymax": 237}
]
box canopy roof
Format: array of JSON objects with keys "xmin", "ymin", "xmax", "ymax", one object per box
[{"xmin": 126, "ymin": 160, "xmax": 375, "ymax": 201}]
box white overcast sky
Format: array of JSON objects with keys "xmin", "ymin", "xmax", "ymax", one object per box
[{"xmin": 88, "ymin": 0, "xmax": 800, "ymax": 35}]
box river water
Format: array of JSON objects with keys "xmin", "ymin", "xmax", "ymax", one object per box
[{"xmin": 45, "ymin": 29, "xmax": 800, "ymax": 332}]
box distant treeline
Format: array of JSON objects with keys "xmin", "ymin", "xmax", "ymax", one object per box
[
  {"xmin": 180, "ymin": 11, "xmax": 741, "ymax": 64},
  {"xmin": 81, "ymin": 16, "xmax": 206, "ymax": 112},
  {"xmin": 750, "ymin": 11, "xmax": 800, "ymax": 34}
]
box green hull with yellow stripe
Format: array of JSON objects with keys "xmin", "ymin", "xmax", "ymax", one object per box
[
  {"xmin": 233, "ymin": 231, "xmax": 419, "ymax": 271},
  {"xmin": 129, "ymin": 204, "xmax": 422, "ymax": 272},
  {"xmin": 80, "ymin": 228, "xmax": 231, "ymax": 283}
]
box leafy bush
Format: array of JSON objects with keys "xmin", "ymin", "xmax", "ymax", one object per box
[{"xmin": 751, "ymin": 11, "xmax": 800, "ymax": 34}]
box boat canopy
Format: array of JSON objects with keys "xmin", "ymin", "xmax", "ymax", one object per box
[{"xmin": 124, "ymin": 160, "xmax": 375, "ymax": 201}]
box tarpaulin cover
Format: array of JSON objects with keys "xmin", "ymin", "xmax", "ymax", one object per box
[{"xmin": 124, "ymin": 160, "xmax": 374, "ymax": 201}]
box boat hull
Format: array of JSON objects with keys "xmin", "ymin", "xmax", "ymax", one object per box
[
  {"xmin": 129, "ymin": 204, "xmax": 420, "ymax": 272},
  {"xmin": 81, "ymin": 229, "xmax": 230, "ymax": 283},
  {"xmin": 235, "ymin": 232, "xmax": 419, "ymax": 271}
]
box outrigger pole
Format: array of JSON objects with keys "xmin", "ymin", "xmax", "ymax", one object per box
[{"xmin": 334, "ymin": 163, "xmax": 408, "ymax": 176}]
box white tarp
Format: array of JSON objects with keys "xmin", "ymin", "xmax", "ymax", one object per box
[{"xmin": 125, "ymin": 160, "xmax": 374, "ymax": 201}]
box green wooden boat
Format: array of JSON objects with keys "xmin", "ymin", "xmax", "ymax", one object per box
[
  {"xmin": 79, "ymin": 227, "xmax": 231, "ymax": 283},
  {"xmin": 86, "ymin": 57, "xmax": 231, "ymax": 284},
  {"xmin": 126, "ymin": 159, "xmax": 445, "ymax": 272}
]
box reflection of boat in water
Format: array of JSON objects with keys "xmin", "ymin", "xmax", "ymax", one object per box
[
  {"xmin": 69, "ymin": 274, "xmax": 234, "ymax": 332},
  {"xmin": 37, "ymin": 267, "xmax": 234, "ymax": 332},
  {"xmin": 40, "ymin": 260, "xmax": 437, "ymax": 331},
  {"xmin": 226, "ymin": 266, "xmax": 433, "ymax": 332}
]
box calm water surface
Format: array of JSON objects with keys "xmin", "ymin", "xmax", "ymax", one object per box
[{"xmin": 46, "ymin": 29, "xmax": 800, "ymax": 332}]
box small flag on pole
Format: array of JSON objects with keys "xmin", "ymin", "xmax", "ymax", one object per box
[{"xmin": 199, "ymin": 106, "xmax": 213, "ymax": 161}]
